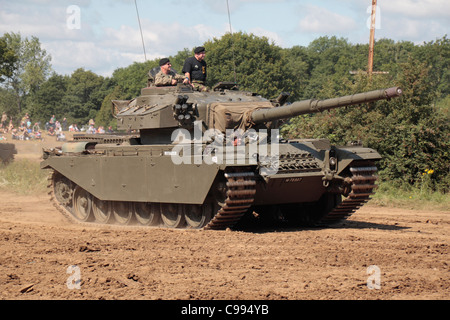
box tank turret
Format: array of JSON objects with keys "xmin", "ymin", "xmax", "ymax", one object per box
[
  {"xmin": 42, "ymin": 78, "xmax": 403, "ymax": 230},
  {"xmin": 112, "ymin": 82, "xmax": 402, "ymax": 143}
]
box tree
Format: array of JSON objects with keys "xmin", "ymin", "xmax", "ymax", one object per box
[
  {"xmin": 95, "ymin": 85, "xmax": 124, "ymax": 129},
  {"xmin": 61, "ymin": 68, "xmax": 106, "ymax": 126},
  {"xmin": 413, "ymin": 35, "xmax": 450, "ymax": 99},
  {"xmin": 1, "ymin": 32, "xmax": 52, "ymax": 114},
  {"xmin": 204, "ymin": 32, "xmax": 295, "ymax": 99},
  {"xmin": 0, "ymin": 36, "xmax": 17, "ymax": 83},
  {"xmin": 111, "ymin": 60, "xmax": 158, "ymax": 99},
  {"xmin": 29, "ymin": 73, "xmax": 68, "ymax": 125},
  {"xmin": 170, "ymin": 48, "xmax": 191, "ymax": 75}
]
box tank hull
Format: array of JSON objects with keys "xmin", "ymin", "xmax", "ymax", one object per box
[
  {"xmin": 41, "ymin": 145, "xmax": 219, "ymax": 205},
  {"xmin": 42, "ymin": 136, "xmax": 380, "ymax": 230}
]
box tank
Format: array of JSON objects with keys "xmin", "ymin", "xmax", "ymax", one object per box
[
  {"xmin": 41, "ymin": 77, "xmax": 402, "ymax": 230},
  {"xmin": 0, "ymin": 143, "xmax": 17, "ymax": 165}
]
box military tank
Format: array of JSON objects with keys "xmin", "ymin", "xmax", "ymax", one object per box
[
  {"xmin": 41, "ymin": 75, "xmax": 402, "ymax": 230},
  {"xmin": 0, "ymin": 143, "xmax": 17, "ymax": 165}
]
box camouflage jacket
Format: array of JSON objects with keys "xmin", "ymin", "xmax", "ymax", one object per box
[{"xmin": 154, "ymin": 70, "xmax": 185, "ymax": 86}]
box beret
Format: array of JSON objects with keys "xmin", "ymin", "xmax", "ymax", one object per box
[
  {"xmin": 159, "ymin": 58, "xmax": 170, "ymax": 66},
  {"xmin": 194, "ymin": 46, "xmax": 206, "ymax": 54}
]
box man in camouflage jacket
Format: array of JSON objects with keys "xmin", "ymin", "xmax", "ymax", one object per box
[{"xmin": 154, "ymin": 58, "xmax": 188, "ymax": 86}]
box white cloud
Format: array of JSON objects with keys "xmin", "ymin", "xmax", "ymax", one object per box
[
  {"xmin": 0, "ymin": 0, "xmax": 223, "ymax": 76},
  {"xmin": 383, "ymin": 0, "xmax": 450, "ymax": 19},
  {"xmin": 371, "ymin": 0, "xmax": 450, "ymax": 44},
  {"xmin": 43, "ymin": 19, "xmax": 221, "ymax": 76},
  {"xmin": 42, "ymin": 41, "xmax": 120, "ymax": 76},
  {"xmin": 298, "ymin": 5, "xmax": 357, "ymax": 34},
  {"xmin": 102, "ymin": 20, "xmax": 222, "ymax": 58},
  {"xmin": 248, "ymin": 27, "xmax": 284, "ymax": 47},
  {"xmin": 184, "ymin": 0, "xmax": 289, "ymax": 14},
  {"xmin": 377, "ymin": 16, "xmax": 448, "ymax": 44}
]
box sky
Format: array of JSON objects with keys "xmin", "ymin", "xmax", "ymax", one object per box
[{"xmin": 0, "ymin": 0, "xmax": 448, "ymax": 77}]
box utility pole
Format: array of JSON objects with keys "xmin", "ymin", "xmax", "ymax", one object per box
[
  {"xmin": 368, "ymin": 0, "xmax": 377, "ymax": 78},
  {"xmin": 349, "ymin": 1, "xmax": 388, "ymax": 78}
]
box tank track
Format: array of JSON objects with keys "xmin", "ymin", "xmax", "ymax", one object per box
[
  {"xmin": 47, "ymin": 168, "xmax": 256, "ymax": 230},
  {"xmin": 205, "ymin": 171, "xmax": 256, "ymax": 230},
  {"xmin": 319, "ymin": 161, "xmax": 378, "ymax": 225}
]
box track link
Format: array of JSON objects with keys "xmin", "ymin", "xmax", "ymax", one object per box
[{"xmin": 204, "ymin": 170, "xmax": 256, "ymax": 230}]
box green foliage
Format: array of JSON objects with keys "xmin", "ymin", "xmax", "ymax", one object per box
[
  {"xmin": 29, "ymin": 73, "xmax": 68, "ymax": 125},
  {"xmin": 170, "ymin": 48, "xmax": 191, "ymax": 75},
  {"xmin": 0, "ymin": 32, "xmax": 52, "ymax": 114},
  {"xmin": 111, "ymin": 60, "xmax": 156, "ymax": 99},
  {"xmin": 205, "ymin": 32, "xmax": 295, "ymax": 99},
  {"xmin": 95, "ymin": 85, "xmax": 124, "ymax": 129},
  {"xmin": 26, "ymin": 68, "xmax": 110, "ymax": 127},
  {"xmin": 0, "ymin": 37, "xmax": 17, "ymax": 82},
  {"xmin": 63, "ymin": 68, "xmax": 106, "ymax": 125}
]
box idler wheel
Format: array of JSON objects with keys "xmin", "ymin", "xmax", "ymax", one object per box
[
  {"xmin": 72, "ymin": 186, "xmax": 93, "ymax": 222},
  {"xmin": 112, "ymin": 201, "xmax": 133, "ymax": 225},
  {"xmin": 133, "ymin": 202, "xmax": 160, "ymax": 226},
  {"xmin": 160, "ymin": 203, "xmax": 185, "ymax": 228},
  {"xmin": 92, "ymin": 197, "xmax": 112, "ymax": 224}
]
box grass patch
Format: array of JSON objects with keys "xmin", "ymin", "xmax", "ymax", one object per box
[
  {"xmin": 372, "ymin": 180, "xmax": 450, "ymax": 211},
  {"xmin": 0, "ymin": 159, "xmax": 49, "ymax": 195}
]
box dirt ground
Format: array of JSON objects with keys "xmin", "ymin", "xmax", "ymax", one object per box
[{"xmin": 0, "ymin": 135, "xmax": 449, "ymax": 301}]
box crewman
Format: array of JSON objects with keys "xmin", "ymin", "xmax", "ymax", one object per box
[
  {"xmin": 182, "ymin": 46, "xmax": 208, "ymax": 92},
  {"xmin": 154, "ymin": 58, "xmax": 188, "ymax": 86}
]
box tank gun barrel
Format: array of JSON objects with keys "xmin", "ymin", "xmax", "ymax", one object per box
[{"xmin": 251, "ymin": 87, "xmax": 402, "ymax": 124}]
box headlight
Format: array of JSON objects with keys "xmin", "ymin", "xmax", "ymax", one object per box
[{"xmin": 329, "ymin": 157, "xmax": 337, "ymax": 166}]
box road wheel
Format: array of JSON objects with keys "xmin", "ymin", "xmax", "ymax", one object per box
[
  {"xmin": 92, "ymin": 197, "xmax": 112, "ymax": 224},
  {"xmin": 72, "ymin": 186, "xmax": 93, "ymax": 222},
  {"xmin": 112, "ymin": 201, "xmax": 133, "ymax": 225},
  {"xmin": 161, "ymin": 203, "xmax": 185, "ymax": 228},
  {"xmin": 133, "ymin": 202, "xmax": 160, "ymax": 226},
  {"xmin": 184, "ymin": 201, "xmax": 213, "ymax": 229}
]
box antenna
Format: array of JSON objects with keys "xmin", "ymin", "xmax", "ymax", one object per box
[
  {"xmin": 226, "ymin": 0, "xmax": 237, "ymax": 83},
  {"xmin": 134, "ymin": 0, "xmax": 147, "ymax": 61}
]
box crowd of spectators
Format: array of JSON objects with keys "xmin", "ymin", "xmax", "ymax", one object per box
[
  {"xmin": 0, "ymin": 112, "xmax": 113, "ymax": 142},
  {"xmin": 0, "ymin": 112, "xmax": 44, "ymax": 141}
]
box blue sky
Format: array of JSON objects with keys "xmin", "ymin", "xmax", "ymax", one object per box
[{"xmin": 1, "ymin": 0, "xmax": 448, "ymax": 76}]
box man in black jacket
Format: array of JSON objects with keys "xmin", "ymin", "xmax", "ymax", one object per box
[{"xmin": 182, "ymin": 46, "xmax": 208, "ymax": 92}]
